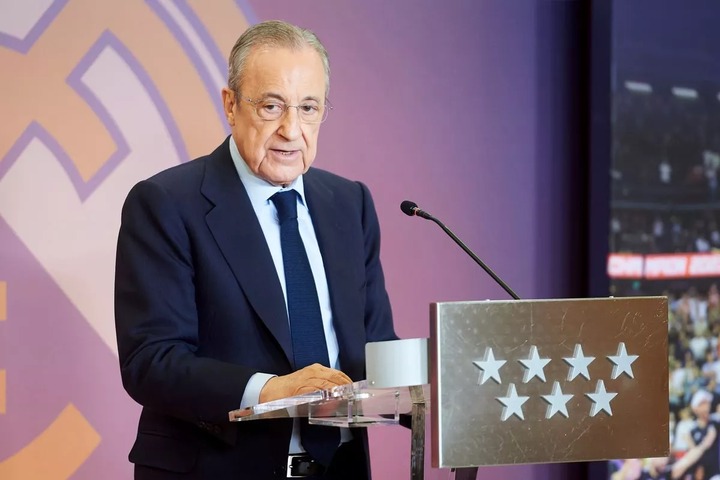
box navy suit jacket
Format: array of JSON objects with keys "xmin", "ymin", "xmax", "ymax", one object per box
[{"xmin": 115, "ymin": 139, "xmax": 396, "ymax": 478}]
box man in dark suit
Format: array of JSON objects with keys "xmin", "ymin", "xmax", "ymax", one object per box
[{"xmin": 114, "ymin": 20, "xmax": 396, "ymax": 479}]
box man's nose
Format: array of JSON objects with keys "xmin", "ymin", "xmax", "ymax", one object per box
[{"xmin": 276, "ymin": 106, "xmax": 302, "ymax": 140}]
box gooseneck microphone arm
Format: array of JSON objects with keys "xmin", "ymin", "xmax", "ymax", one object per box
[{"xmin": 400, "ymin": 200, "xmax": 520, "ymax": 300}]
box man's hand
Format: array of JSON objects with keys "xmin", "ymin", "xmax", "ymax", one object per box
[{"xmin": 259, "ymin": 363, "xmax": 353, "ymax": 403}]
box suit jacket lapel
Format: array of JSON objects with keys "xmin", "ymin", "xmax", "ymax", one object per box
[
  {"xmin": 200, "ymin": 142, "xmax": 293, "ymax": 367},
  {"xmin": 304, "ymin": 172, "xmax": 366, "ymax": 380}
]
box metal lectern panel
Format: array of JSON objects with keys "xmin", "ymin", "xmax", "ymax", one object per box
[{"xmin": 430, "ymin": 297, "xmax": 668, "ymax": 468}]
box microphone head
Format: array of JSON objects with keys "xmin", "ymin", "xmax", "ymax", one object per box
[{"xmin": 400, "ymin": 200, "xmax": 418, "ymax": 216}]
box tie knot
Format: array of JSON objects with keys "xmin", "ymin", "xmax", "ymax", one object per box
[{"xmin": 271, "ymin": 190, "xmax": 298, "ymax": 224}]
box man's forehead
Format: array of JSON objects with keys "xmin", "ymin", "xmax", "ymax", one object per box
[
  {"xmin": 246, "ymin": 45, "xmax": 323, "ymax": 72},
  {"xmin": 242, "ymin": 46, "xmax": 326, "ymax": 97}
]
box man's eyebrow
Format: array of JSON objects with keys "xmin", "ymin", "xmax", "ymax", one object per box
[
  {"xmin": 257, "ymin": 92, "xmax": 322, "ymax": 103},
  {"xmin": 257, "ymin": 92, "xmax": 286, "ymax": 102}
]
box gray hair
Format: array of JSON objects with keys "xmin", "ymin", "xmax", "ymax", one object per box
[{"xmin": 227, "ymin": 20, "xmax": 330, "ymax": 98}]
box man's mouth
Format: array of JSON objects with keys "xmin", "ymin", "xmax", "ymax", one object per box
[{"xmin": 272, "ymin": 149, "xmax": 298, "ymax": 156}]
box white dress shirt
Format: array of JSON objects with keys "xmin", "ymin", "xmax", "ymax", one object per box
[{"xmin": 229, "ymin": 137, "xmax": 345, "ymax": 453}]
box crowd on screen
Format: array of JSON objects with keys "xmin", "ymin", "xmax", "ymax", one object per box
[
  {"xmin": 610, "ymin": 87, "xmax": 720, "ymax": 256},
  {"xmin": 610, "ymin": 209, "xmax": 720, "ymax": 254},
  {"xmin": 612, "ymin": 88, "xmax": 720, "ymax": 202},
  {"xmin": 609, "ymin": 284, "xmax": 720, "ymax": 479},
  {"xmin": 607, "ymin": 80, "xmax": 720, "ymax": 479}
]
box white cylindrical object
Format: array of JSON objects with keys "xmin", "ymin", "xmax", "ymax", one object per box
[{"xmin": 365, "ymin": 338, "xmax": 428, "ymax": 388}]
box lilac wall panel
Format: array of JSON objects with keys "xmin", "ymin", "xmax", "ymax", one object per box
[
  {"xmin": 250, "ymin": 1, "xmax": 583, "ymax": 478},
  {"xmin": 0, "ymin": 0, "xmax": 583, "ymax": 478}
]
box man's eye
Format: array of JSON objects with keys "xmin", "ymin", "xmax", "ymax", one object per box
[
  {"xmin": 262, "ymin": 103, "xmax": 284, "ymax": 113},
  {"xmin": 299, "ymin": 104, "xmax": 319, "ymax": 114}
]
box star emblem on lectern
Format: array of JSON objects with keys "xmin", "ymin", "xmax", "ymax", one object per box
[
  {"xmin": 496, "ymin": 383, "xmax": 529, "ymax": 421},
  {"xmin": 473, "ymin": 347, "xmax": 506, "ymax": 385},
  {"xmin": 541, "ymin": 381, "xmax": 574, "ymax": 419},
  {"xmin": 607, "ymin": 342, "xmax": 638, "ymax": 379},
  {"xmin": 518, "ymin": 346, "xmax": 551, "ymax": 383},
  {"xmin": 472, "ymin": 340, "xmax": 641, "ymax": 422},
  {"xmin": 563, "ymin": 344, "xmax": 595, "ymax": 381},
  {"xmin": 586, "ymin": 380, "xmax": 617, "ymax": 416}
]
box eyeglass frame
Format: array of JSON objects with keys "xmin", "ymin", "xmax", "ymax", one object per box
[{"xmin": 234, "ymin": 91, "xmax": 333, "ymax": 124}]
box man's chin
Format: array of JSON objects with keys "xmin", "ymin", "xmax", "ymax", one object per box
[{"xmin": 260, "ymin": 169, "xmax": 303, "ymax": 187}]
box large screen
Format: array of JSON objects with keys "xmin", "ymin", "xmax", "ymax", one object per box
[{"xmin": 599, "ymin": 1, "xmax": 720, "ymax": 479}]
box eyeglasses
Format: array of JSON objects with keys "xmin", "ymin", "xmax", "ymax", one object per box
[{"xmin": 237, "ymin": 94, "xmax": 332, "ymax": 124}]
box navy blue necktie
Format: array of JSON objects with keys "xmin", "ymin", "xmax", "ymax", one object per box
[
  {"xmin": 271, "ymin": 190, "xmax": 330, "ymax": 369},
  {"xmin": 270, "ymin": 190, "xmax": 339, "ymax": 466}
]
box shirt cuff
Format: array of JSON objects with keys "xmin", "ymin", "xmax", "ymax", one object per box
[{"xmin": 240, "ymin": 372, "xmax": 277, "ymax": 408}]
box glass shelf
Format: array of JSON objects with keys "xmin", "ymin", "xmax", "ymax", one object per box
[{"xmin": 228, "ymin": 380, "xmax": 429, "ymax": 427}]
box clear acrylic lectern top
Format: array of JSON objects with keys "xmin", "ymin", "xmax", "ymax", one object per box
[{"xmin": 228, "ymin": 380, "xmax": 428, "ymax": 428}]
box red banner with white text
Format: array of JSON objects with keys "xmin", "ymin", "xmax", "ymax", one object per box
[{"xmin": 607, "ymin": 253, "xmax": 720, "ymax": 279}]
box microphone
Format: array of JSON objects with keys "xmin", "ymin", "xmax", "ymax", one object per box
[
  {"xmin": 400, "ymin": 200, "xmax": 433, "ymax": 220},
  {"xmin": 400, "ymin": 200, "xmax": 520, "ymax": 300}
]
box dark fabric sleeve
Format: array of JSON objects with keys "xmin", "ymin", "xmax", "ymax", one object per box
[
  {"xmin": 357, "ymin": 181, "xmax": 398, "ymax": 343},
  {"xmin": 114, "ymin": 180, "xmax": 254, "ymax": 432}
]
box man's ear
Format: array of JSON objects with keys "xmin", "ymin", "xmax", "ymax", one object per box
[{"xmin": 221, "ymin": 87, "xmax": 235, "ymax": 126}]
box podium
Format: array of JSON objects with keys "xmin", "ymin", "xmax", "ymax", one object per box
[{"xmin": 229, "ymin": 297, "xmax": 669, "ymax": 479}]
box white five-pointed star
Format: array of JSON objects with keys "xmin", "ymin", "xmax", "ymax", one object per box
[
  {"xmin": 607, "ymin": 342, "xmax": 639, "ymax": 379},
  {"xmin": 473, "ymin": 347, "xmax": 507, "ymax": 385},
  {"xmin": 541, "ymin": 381, "xmax": 574, "ymax": 418},
  {"xmin": 563, "ymin": 344, "xmax": 595, "ymax": 381},
  {"xmin": 586, "ymin": 380, "xmax": 617, "ymax": 416},
  {"xmin": 496, "ymin": 383, "xmax": 530, "ymax": 421},
  {"xmin": 518, "ymin": 345, "xmax": 551, "ymax": 383}
]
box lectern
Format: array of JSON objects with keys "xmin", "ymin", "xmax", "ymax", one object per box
[{"xmin": 229, "ymin": 297, "xmax": 669, "ymax": 479}]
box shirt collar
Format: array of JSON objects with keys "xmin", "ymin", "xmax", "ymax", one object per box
[{"xmin": 228, "ymin": 136, "xmax": 307, "ymax": 206}]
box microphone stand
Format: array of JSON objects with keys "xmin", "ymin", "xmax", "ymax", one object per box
[
  {"xmin": 402, "ymin": 201, "xmax": 521, "ymax": 480},
  {"xmin": 420, "ymin": 212, "xmax": 520, "ymax": 300}
]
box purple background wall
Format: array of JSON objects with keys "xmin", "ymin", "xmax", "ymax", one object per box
[
  {"xmin": 0, "ymin": 0, "xmax": 586, "ymax": 478},
  {"xmin": 249, "ymin": 1, "xmax": 585, "ymax": 478}
]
